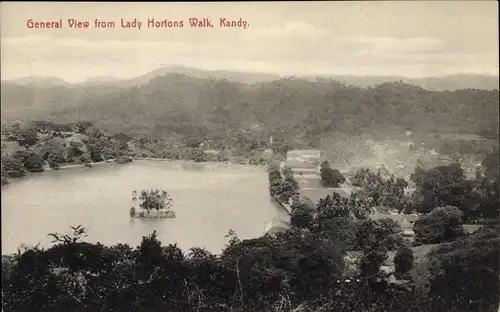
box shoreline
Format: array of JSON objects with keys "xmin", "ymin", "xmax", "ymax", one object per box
[
  {"xmin": 43, "ymin": 159, "xmax": 118, "ymax": 172},
  {"xmin": 40, "ymin": 157, "xmax": 267, "ymax": 172},
  {"xmin": 131, "ymin": 157, "xmax": 268, "ymax": 168},
  {"xmin": 2, "ymin": 157, "xmax": 269, "ymax": 185}
]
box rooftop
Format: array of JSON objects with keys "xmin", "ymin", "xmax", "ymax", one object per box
[
  {"xmin": 286, "ymin": 159, "xmax": 319, "ymax": 169},
  {"xmin": 264, "ymin": 218, "xmax": 290, "ymax": 235},
  {"xmin": 287, "ymin": 149, "xmax": 321, "ymax": 158},
  {"xmin": 370, "ymin": 209, "xmax": 419, "ymax": 228}
]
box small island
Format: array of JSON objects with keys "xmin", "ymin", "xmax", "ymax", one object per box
[{"xmin": 130, "ymin": 189, "xmax": 176, "ymax": 218}]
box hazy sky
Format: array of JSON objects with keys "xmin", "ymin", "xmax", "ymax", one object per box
[{"xmin": 1, "ymin": 2, "xmax": 498, "ymax": 82}]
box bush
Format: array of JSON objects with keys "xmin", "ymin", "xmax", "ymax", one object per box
[
  {"xmin": 23, "ymin": 153, "xmax": 45, "ymax": 172},
  {"xmin": 1, "ymin": 155, "xmax": 26, "ymax": 178},
  {"xmin": 394, "ymin": 246, "xmax": 414, "ymax": 275},
  {"xmin": 414, "ymin": 206, "xmax": 466, "ymax": 244}
]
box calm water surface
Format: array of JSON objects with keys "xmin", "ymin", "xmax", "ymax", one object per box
[{"xmin": 1, "ymin": 161, "xmax": 288, "ymax": 255}]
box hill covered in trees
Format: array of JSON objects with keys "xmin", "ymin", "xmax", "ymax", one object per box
[{"xmin": 2, "ymin": 74, "xmax": 499, "ymax": 143}]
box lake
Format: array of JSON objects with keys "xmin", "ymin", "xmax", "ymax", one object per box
[{"xmin": 1, "ymin": 160, "xmax": 289, "ymax": 255}]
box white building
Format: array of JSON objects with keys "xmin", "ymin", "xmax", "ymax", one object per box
[
  {"xmin": 286, "ymin": 149, "xmax": 321, "ymax": 162},
  {"xmin": 285, "ymin": 159, "xmax": 320, "ymax": 179}
]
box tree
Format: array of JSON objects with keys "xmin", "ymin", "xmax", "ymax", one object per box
[
  {"xmin": 290, "ymin": 200, "xmax": 315, "ymax": 230},
  {"xmin": 316, "ymin": 193, "xmax": 352, "ymax": 221},
  {"xmin": 139, "ymin": 189, "xmax": 173, "ymax": 217},
  {"xmin": 359, "ymin": 246, "xmax": 388, "ymax": 279},
  {"xmin": 47, "ymin": 149, "xmax": 65, "ymax": 169},
  {"xmin": 13, "ymin": 151, "xmax": 45, "ymax": 172},
  {"xmin": 68, "ymin": 141, "xmax": 86, "ymax": 161},
  {"xmin": 268, "ymin": 169, "xmax": 282, "ymax": 183},
  {"xmin": 48, "ymin": 225, "xmax": 88, "ymax": 245},
  {"xmin": 354, "ymin": 219, "xmax": 400, "ymax": 250},
  {"xmin": 1, "ymin": 155, "xmax": 26, "ymax": 178},
  {"xmin": 13, "ymin": 151, "xmax": 45, "ymax": 173},
  {"xmin": 320, "ymin": 161, "xmax": 345, "ymax": 187},
  {"xmin": 411, "ymin": 164, "xmax": 466, "ymax": 213},
  {"xmin": 24, "ymin": 153, "xmax": 44, "ymax": 172},
  {"xmin": 482, "ymin": 148, "xmax": 499, "ymax": 181},
  {"xmin": 283, "ymin": 168, "xmax": 299, "ymax": 191},
  {"xmin": 413, "ymin": 206, "xmax": 466, "ymax": 244},
  {"xmin": 274, "ymin": 180, "xmax": 297, "ymax": 203},
  {"xmin": 137, "ymin": 230, "xmax": 164, "ymax": 277},
  {"xmin": 14, "ymin": 128, "xmax": 39, "ymax": 148},
  {"xmin": 394, "ymin": 246, "xmax": 413, "ymax": 276}
]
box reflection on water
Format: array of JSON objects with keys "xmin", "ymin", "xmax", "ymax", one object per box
[{"xmin": 1, "ymin": 161, "xmax": 288, "ymax": 255}]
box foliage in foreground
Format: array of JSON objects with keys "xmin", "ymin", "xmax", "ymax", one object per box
[{"xmin": 2, "ymin": 217, "xmax": 498, "ymax": 312}]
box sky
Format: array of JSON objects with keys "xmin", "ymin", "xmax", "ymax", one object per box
[{"xmin": 1, "ymin": 1, "xmax": 498, "ymax": 83}]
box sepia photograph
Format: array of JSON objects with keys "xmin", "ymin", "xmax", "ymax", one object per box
[{"xmin": 1, "ymin": 1, "xmax": 499, "ymax": 311}]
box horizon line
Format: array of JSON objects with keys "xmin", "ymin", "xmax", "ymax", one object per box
[{"xmin": 2, "ymin": 65, "xmax": 499, "ymax": 85}]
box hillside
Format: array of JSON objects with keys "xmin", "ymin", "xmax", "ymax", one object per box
[
  {"xmin": 1, "ymin": 74, "xmax": 498, "ymax": 143},
  {"xmin": 3, "ymin": 76, "xmax": 73, "ymax": 88}
]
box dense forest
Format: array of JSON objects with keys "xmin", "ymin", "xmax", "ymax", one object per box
[{"xmin": 2, "ymin": 75, "xmax": 499, "ymax": 142}]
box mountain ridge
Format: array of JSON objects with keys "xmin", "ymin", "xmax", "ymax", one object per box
[{"xmin": 2, "ymin": 65, "xmax": 498, "ymax": 91}]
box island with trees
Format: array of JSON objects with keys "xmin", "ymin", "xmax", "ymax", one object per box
[{"xmin": 130, "ymin": 189, "xmax": 176, "ymax": 219}]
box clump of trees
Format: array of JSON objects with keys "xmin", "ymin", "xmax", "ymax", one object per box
[
  {"xmin": 138, "ymin": 189, "xmax": 174, "ymax": 216},
  {"xmin": 413, "ymin": 206, "xmax": 466, "ymax": 244},
  {"xmin": 320, "ymin": 160, "xmax": 346, "ymax": 187},
  {"xmin": 411, "ymin": 162, "xmax": 499, "ymax": 221},
  {"xmin": 268, "ymin": 168, "xmax": 299, "ymax": 204},
  {"xmin": 290, "ymin": 199, "xmax": 315, "ymax": 230},
  {"xmin": 13, "ymin": 128, "xmax": 39, "ymax": 148},
  {"xmin": 12, "ymin": 151, "xmax": 44, "ymax": 172},
  {"xmin": 353, "ymin": 218, "xmax": 404, "ymax": 251},
  {"xmin": 352, "ymin": 168, "xmax": 410, "ymax": 212},
  {"xmin": 1, "ymin": 155, "xmax": 26, "ymax": 179}
]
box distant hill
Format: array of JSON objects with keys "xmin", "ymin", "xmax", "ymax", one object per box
[
  {"xmin": 81, "ymin": 76, "xmax": 121, "ymax": 87},
  {"xmin": 4, "ymin": 76, "xmax": 72, "ymax": 88},
  {"xmin": 316, "ymin": 74, "xmax": 500, "ymax": 91},
  {"xmin": 116, "ymin": 65, "xmax": 282, "ymax": 87},
  {"xmin": 3, "ymin": 66, "xmax": 498, "ymax": 91}
]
